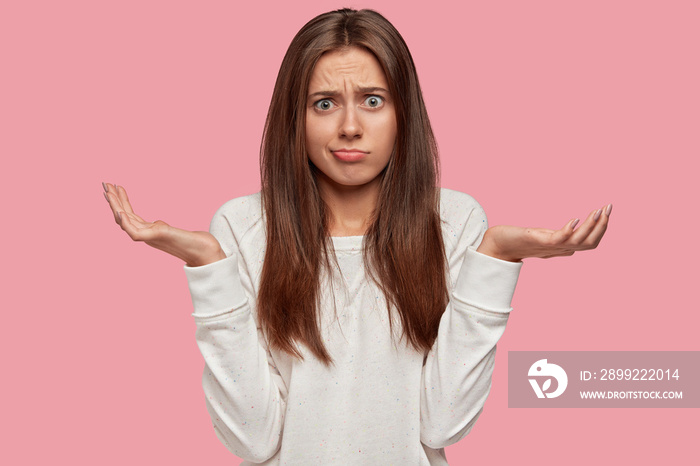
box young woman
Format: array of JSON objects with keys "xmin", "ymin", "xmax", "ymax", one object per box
[{"xmin": 103, "ymin": 8, "xmax": 610, "ymax": 465}]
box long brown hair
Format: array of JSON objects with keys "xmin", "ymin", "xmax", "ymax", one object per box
[{"xmin": 258, "ymin": 8, "xmax": 447, "ymax": 366}]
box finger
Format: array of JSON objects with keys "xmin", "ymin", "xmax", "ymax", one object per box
[
  {"xmin": 546, "ymin": 219, "xmax": 578, "ymax": 245},
  {"xmin": 107, "ymin": 183, "xmax": 147, "ymax": 222},
  {"xmin": 604, "ymin": 203, "xmax": 613, "ymax": 217},
  {"xmin": 118, "ymin": 211, "xmax": 139, "ymax": 239},
  {"xmin": 579, "ymin": 204, "xmax": 611, "ymax": 250},
  {"xmin": 568, "ymin": 208, "xmax": 603, "ymax": 245},
  {"xmin": 104, "ymin": 189, "xmax": 125, "ymax": 224},
  {"xmin": 103, "ymin": 182, "xmax": 118, "ymax": 199},
  {"xmin": 118, "ymin": 211, "xmax": 151, "ymax": 241},
  {"xmin": 103, "ymin": 183, "xmax": 124, "ymax": 210},
  {"xmin": 115, "ymin": 184, "xmax": 136, "ymax": 215}
]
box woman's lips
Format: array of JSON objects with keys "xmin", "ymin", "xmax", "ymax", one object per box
[{"xmin": 331, "ymin": 149, "xmax": 368, "ymax": 162}]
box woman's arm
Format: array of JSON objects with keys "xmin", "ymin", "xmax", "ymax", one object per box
[
  {"xmin": 420, "ymin": 196, "xmax": 611, "ymax": 449},
  {"xmin": 103, "ymin": 183, "xmax": 286, "ymax": 462},
  {"xmin": 420, "ymin": 201, "xmax": 521, "ymax": 449},
  {"xmin": 185, "ymin": 255, "xmax": 286, "ymax": 462}
]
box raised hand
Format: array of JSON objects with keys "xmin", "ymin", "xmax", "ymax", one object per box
[
  {"xmin": 476, "ymin": 204, "xmax": 612, "ymax": 262},
  {"xmin": 102, "ymin": 182, "xmax": 226, "ymax": 267}
]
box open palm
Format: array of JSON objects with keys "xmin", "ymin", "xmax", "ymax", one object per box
[
  {"xmin": 477, "ymin": 205, "xmax": 611, "ymax": 262},
  {"xmin": 103, "ymin": 182, "xmax": 225, "ymax": 267}
]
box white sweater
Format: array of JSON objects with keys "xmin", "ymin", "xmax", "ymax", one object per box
[{"xmin": 184, "ymin": 188, "xmax": 522, "ymax": 465}]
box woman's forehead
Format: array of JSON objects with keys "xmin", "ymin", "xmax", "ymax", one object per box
[{"xmin": 308, "ymin": 47, "xmax": 389, "ymax": 93}]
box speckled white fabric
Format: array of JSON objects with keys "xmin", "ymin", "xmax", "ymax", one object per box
[{"xmin": 184, "ymin": 188, "xmax": 522, "ymax": 465}]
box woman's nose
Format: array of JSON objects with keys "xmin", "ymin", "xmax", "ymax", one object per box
[{"xmin": 339, "ymin": 107, "xmax": 362, "ymax": 139}]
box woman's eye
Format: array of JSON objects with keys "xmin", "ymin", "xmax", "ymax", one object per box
[
  {"xmin": 364, "ymin": 96, "xmax": 383, "ymax": 108},
  {"xmin": 314, "ymin": 99, "xmax": 334, "ymax": 111}
]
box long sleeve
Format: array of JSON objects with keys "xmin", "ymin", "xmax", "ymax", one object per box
[
  {"xmin": 420, "ymin": 196, "xmax": 522, "ymax": 449},
  {"xmin": 184, "ymin": 201, "xmax": 286, "ymax": 463}
]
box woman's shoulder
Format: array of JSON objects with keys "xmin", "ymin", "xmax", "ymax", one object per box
[
  {"xmin": 439, "ymin": 187, "xmax": 485, "ymax": 225},
  {"xmin": 212, "ymin": 191, "xmax": 263, "ymax": 220},
  {"xmin": 438, "ymin": 188, "xmax": 488, "ymax": 253},
  {"xmin": 209, "ymin": 192, "xmax": 264, "ymax": 245}
]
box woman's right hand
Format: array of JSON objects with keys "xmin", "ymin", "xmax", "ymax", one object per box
[{"xmin": 102, "ymin": 182, "xmax": 226, "ymax": 267}]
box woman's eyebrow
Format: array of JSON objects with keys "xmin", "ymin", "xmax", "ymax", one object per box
[{"xmin": 307, "ymin": 86, "xmax": 390, "ymax": 99}]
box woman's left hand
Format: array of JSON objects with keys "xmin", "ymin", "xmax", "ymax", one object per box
[{"xmin": 476, "ymin": 204, "xmax": 612, "ymax": 262}]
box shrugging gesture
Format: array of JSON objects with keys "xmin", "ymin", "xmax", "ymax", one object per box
[
  {"xmin": 476, "ymin": 204, "xmax": 612, "ymax": 262},
  {"xmin": 102, "ymin": 182, "xmax": 226, "ymax": 267},
  {"xmin": 104, "ymin": 181, "xmax": 611, "ymax": 265}
]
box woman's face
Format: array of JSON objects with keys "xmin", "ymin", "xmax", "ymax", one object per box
[{"xmin": 305, "ymin": 46, "xmax": 397, "ymax": 198}]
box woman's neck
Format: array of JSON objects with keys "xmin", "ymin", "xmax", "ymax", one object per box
[{"xmin": 318, "ymin": 180, "xmax": 379, "ymax": 237}]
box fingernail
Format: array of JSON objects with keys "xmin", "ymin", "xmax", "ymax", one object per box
[
  {"xmin": 102, "ymin": 182, "xmax": 107, "ymax": 192},
  {"xmin": 571, "ymin": 218, "xmax": 580, "ymax": 229},
  {"xmin": 118, "ymin": 212, "xmax": 122, "ymax": 222},
  {"xmin": 115, "ymin": 184, "xmax": 119, "ymax": 191},
  {"xmin": 104, "ymin": 192, "xmax": 109, "ymax": 202},
  {"xmin": 593, "ymin": 209, "xmax": 602, "ymax": 221},
  {"xmin": 605, "ymin": 204, "xmax": 613, "ymax": 216}
]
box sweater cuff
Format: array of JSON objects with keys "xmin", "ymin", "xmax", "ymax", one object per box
[
  {"xmin": 453, "ymin": 247, "xmax": 523, "ymax": 313},
  {"xmin": 184, "ymin": 254, "xmax": 248, "ymax": 317}
]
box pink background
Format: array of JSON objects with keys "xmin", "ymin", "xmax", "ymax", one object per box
[{"xmin": 2, "ymin": 0, "xmax": 698, "ymax": 464}]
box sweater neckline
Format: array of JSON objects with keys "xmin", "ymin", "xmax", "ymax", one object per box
[{"xmin": 330, "ymin": 235, "xmax": 364, "ymax": 251}]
